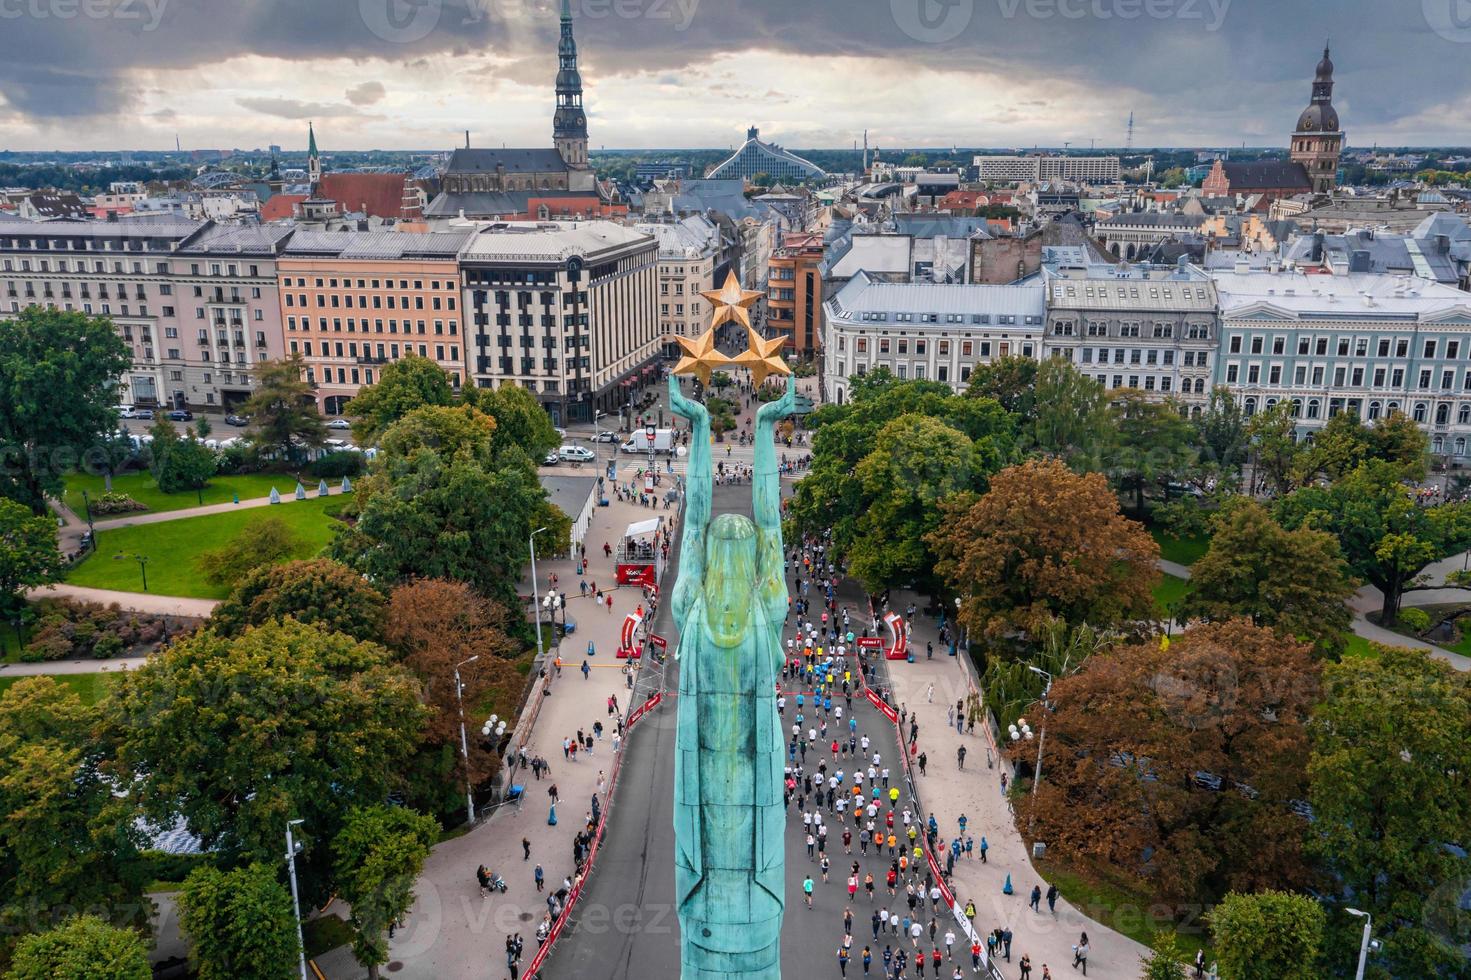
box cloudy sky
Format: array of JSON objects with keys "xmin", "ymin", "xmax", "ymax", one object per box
[{"xmin": 0, "ymin": 0, "xmax": 1468, "ymax": 152}]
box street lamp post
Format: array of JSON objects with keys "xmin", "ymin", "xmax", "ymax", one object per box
[
  {"xmin": 645, "ymin": 420, "xmax": 657, "ymax": 477},
  {"xmin": 530, "ymin": 527, "xmax": 548, "ymax": 667},
  {"xmin": 285, "ymin": 819, "xmax": 308, "ymax": 980},
  {"xmin": 1346, "ymin": 908, "xmax": 1373, "ymax": 980},
  {"xmin": 1026, "ymin": 665, "xmax": 1053, "ymax": 835},
  {"xmin": 455, "ymin": 655, "xmax": 480, "ymax": 826}
]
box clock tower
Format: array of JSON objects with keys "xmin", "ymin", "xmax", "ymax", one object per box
[{"xmin": 1290, "ymin": 44, "xmax": 1344, "ymax": 197}]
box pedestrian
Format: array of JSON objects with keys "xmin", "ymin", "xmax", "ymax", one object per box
[
  {"xmin": 522, "ymin": 837, "xmax": 531, "ymax": 860},
  {"xmin": 534, "ymin": 864, "xmax": 544, "ymax": 892},
  {"xmin": 1030, "ymin": 884, "xmax": 1042, "ymax": 912},
  {"xmin": 1073, "ymin": 933, "xmax": 1089, "ymax": 975},
  {"xmin": 956, "ymin": 745, "xmax": 966, "ymax": 770},
  {"xmin": 581, "ymin": 660, "xmax": 591, "ymax": 680},
  {"xmin": 1020, "ymin": 954, "xmax": 1032, "ymax": 980},
  {"xmin": 804, "ymin": 875, "xmax": 815, "ymax": 909},
  {"xmin": 979, "ymin": 836, "xmax": 988, "ymax": 864},
  {"xmin": 1003, "ymin": 927, "xmax": 1012, "ymax": 961},
  {"xmin": 917, "ymin": 752, "xmax": 927, "ymax": 776},
  {"xmin": 1046, "ymin": 882, "xmax": 1058, "ymax": 914}
]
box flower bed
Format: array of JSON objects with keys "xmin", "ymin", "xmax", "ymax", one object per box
[{"xmin": 20, "ymin": 597, "xmax": 198, "ymax": 662}]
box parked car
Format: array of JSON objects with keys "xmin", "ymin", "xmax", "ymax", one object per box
[
  {"xmin": 166, "ymin": 409, "xmax": 194, "ymax": 422},
  {"xmin": 554, "ymin": 427, "xmax": 568, "ymax": 440},
  {"xmin": 326, "ymin": 418, "xmax": 352, "ymax": 430},
  {"xmin": 558, "ymin": 445, "xmax": 596, "ymax": 463},
  {"xmin": 224, "ymin": 414, "xmax": 249, "ymax": 427},
  {"xmin": 118, "ymin": 405, "xmax": 138, "ymax": 419},
  {"xmin": 543, "ymin": 450, "xmax": 560, "ymax": 465},
  {"xmin": 593, "ymin": 429, "xmax": 619, "ymax": 443},
  {"xmin": 134, "ymin": 409, "xmax": 155, "ymax": 421}
]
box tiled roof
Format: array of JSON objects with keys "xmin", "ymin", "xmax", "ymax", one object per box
[
  {"xmin": 259, "ymin": 194, "xmax": 307, "ymax": 222},
  {"xmin": 445, "ymin": 148, "xmax": 569, "ymax": 175},
  {"xmin": 318, "ymin": 173, "xmax": 415, "ymax": 219}
]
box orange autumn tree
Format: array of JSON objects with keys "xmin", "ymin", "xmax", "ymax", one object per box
[
  {"xmin": 928, "ymin": 458, "xmax": 1160, "ymax": 639},
  {"xmin": 1018, "ymin": 620, "xmax": 1321, "ymax": 904}
]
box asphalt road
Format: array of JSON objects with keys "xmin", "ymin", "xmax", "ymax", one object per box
[{"xmin": 550, "ymin": 484, "xmax": 921, "ymax": 979}]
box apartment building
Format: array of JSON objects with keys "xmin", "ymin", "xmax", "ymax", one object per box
[
  {"xmin": 0, "ymin": 220, "xmax": 288, "ymax": 410},
  {"xmin": 822, "ymin": 270, "xmax": 1046, "ymax": 404},
  {"xmin": 767, "ymin": 231, "xmax": 825, "ymax": 355},
  {"xmin": 973, "ymin": 154, "xmax": 1122, "ymax": 184},
  {"xmin": 277, "ymin": 231, "xmax": 472, "ymax": 415},
  {"xmin": 634, "ymin": 215, "xmax": 719, "ymax": 354},
  {"xmin": 1042, "ymin": 253, "xmax": 1220, "ymax": 410},
  {"xmin": 1214, "ymin": 265, "xmax": 1471, "ymax": 460},
  {"xmin": 460, "ymin": 221, "xmax": 659, "ymax": 426}
]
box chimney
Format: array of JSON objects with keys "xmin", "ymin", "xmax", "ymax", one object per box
[
  {"xmin": 1350, "ymin": 249, "xmax": 1371, "ymax": 273},
  {"xmin": 465, "ymin": 130, "xmax": 470, "ymax": 149}
]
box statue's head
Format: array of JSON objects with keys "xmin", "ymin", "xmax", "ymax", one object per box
[{"xmin": 703, "ymin": 513, "xmax": 758, "ymax": 648}]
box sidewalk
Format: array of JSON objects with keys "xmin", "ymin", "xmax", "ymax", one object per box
[
  {"xmin": 880, "ymin": 589, "xmax": 1148, "ymax": 979},
  {"xmin": 324, "ymin": 466, "xmax": 675, "ymax": 979}
]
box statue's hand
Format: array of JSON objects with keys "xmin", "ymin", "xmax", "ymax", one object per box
[
  {"xmin": 756, "ymin": 375, "xmax": 798, "ymax": 426},
  {"xmin": 669, "ymin": 376, "xmax": 708, "ymax": 425}
]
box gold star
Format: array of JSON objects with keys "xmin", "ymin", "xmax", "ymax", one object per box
[
  {"xmin": 700, "ymin": 271, "xmax": 763, "ymax": 330},
  {"xmin": 730, "ymin": 325, "xmax": 791, "ymax": 387},
  {"xmin": 671, "ymin": 326, "xmax": 731, "ymax": 385}
]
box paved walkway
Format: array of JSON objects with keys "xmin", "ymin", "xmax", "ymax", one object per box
[
  {"xmin": 87, "ymin": 489, "xmax": 325, "ymax": 532},
  {"xmin": 318, "ymin": 463, "xmax": 679, "ymax": 979},
  {"xmin": 1160, "ymin": 557, "xmax": 1471, "ymax": 671},
  {"xmin": 880, "ymin": 589, "xmax": 1148, "ymax": 979},
  {"xmin": 25, "ymin": 583, "xmax": 219, "ymax": 618}
]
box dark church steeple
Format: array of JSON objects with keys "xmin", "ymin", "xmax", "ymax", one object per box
[
  {"xmin": 553, "ymin": 0, "xmax": 589, "ymax": 171},
  {"xmin": 1291, "ymin": 42, "xmax": 1343, "ymax": 197}
]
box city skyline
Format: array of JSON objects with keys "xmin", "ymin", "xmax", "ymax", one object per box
[{"xmin": 2, "ymin": 0, "xmax": 1471, "ymax": 152}]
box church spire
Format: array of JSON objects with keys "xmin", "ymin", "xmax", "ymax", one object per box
[
  {"xmin": 307, "ymin": 121, "xmax": 321, "ymax": 192},
  {"xmin": 553, "ymin": 0, "xmax": 588, "ymax": 169}
]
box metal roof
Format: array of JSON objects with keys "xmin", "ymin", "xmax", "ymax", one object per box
[
  {"xmin": 458, "ymin": 221, "xmax": 653, "ymax": 261},
  {"xmin": 283, "ymin": 230, "xmax": 471, "ymax": 259},
  {"xmin": 826, "ymin": 270, "xmax": 1046, "ymax": 322}
]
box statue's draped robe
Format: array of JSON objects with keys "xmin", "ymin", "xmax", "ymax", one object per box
[{"xmin": 674, "ymin": 594, "xmax": 785, "ymax": 978}]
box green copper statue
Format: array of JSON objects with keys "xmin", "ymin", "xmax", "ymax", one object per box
[{"xmin": 671, "ymin": 373, "xmax": 797, "ymax": 980}]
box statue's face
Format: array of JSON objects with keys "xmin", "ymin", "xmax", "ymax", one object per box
[{"xmin": 704, "ymin": 516, "xmax": 758, "ymax": 649}]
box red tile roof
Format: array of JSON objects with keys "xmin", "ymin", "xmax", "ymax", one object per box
[
  {"xmin": 259, "ymin": 194, "xmax": 306, "ymax": 222},
  {"xmin": 318, "ymin": 173, "xmax": 416, "ymax": 219}
]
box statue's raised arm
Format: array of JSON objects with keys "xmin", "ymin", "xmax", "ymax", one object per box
[
  {"xmin": 752, "ymin": 375, "xmax": 797, "ymax": 622},
  {"xmin": 669, "ymin": 375, "xmax": 710, "ymax": 626}
]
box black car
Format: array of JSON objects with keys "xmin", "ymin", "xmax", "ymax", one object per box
[
  {"xmin": 225, "ymin": 414, "xmax": 249, "ymax": 427},
  {"xmin": 166, "ymin": 409, "xmax": 194, "ymax": 422}
]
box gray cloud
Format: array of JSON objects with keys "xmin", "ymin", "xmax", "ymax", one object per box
[
  {"xmin": 0, "ymin": 0, "xmax": 1466, "ymax": 145},
  {"xmin": 346, "ymin": 80, "xmax": 387, "ymax": 105},
  {"xmin": 236, "ymin": 97, "xmax": 363, "ymax": 120}
]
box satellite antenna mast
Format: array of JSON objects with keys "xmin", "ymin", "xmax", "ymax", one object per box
[{"xmin": 1125, "ymin": 111, "xmax": 1135, "ymax": 152}]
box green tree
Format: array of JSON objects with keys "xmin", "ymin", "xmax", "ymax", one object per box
[
  {"xmin": 211, "ymin": 558, "xmax": 387, "ymax": 641},
  {"xmin": 1181, "ymin": 498, "xmax": 1355, "ymax": 657},
  {"xmin": 1246, "ymin": 402, "xmax": 1306, "ymax": 496},
  {"xmin": 148, "ymin": 419, "xmax": 216, "ymax": 495},
  {"xmin": 0, "ymin": 307, "xmax": 131, "ymax": 512},
  {"xmin": 0, "ymin": 498, "xmax": 64, "ymax": 631},
  {"xmin": 196, "ymin": 514, "xmax": 303, "ymax": 587},
  {"xmin": 110, "ymin": 619, "xmax": 427, "ymax": 900},
  {"xmin": 1139, "ymin": 931, "xmax": 1189, "ymax": 980},
  {"xmin": 1026, "ymin": 358, "xmax": 1112, "ymax": 469},
  {"xmin": 1308, "ymin": 647, "xmax": 1471, "ymax": 978},
  {"xmin": 6, "ymin": 915, "xmax": 150, "ymax": 980},
  {"xmin": 1301, "ymin": 410, "xmax": 1373, "ymax": 483},
  {"xmin": 377, "ymin": 405, "xmax": 497, "ymax": 464},
  {"xmin": 0, "ymin": 677, "xmax": 146, "ymax": 945},
  {"xmin": 177, "ymin": 863, "xmax": 300, "ymax": 980},
  {"xmin": 1276, "ymin": 460, "xmax": 1471, "ymax": 624},
  {"xmin": 476, "ymin": 384, "xmax": 561, "ymax": 464},
  {"xmin": 347, "ymin": 354, "xmax": 455, "ymax": 445},
  {"xmin": 1368, "ymin": 410, "xmax": 1429, "ymax": 480},
  {"xmin": 1107, "ymin": 390, "xmax": 1197, "ymax": 514},
  {"xmin": 964, "ymin": 355, "xmax": 1038, "ymax": 416},
  {"xmin": 1210, "ymin": 890, "xmax": 1326, "ymax": 980},
  {"xmin": 243, "ymin": 354, "xmax": 326, "ymax": 463},
  {"xmin": 1194, "ymin": 386, "xmax": 1249, "ymax": 475},
  {"xmin": 332, "ymin": 805, "xmax": 439, "ymax": 980}
]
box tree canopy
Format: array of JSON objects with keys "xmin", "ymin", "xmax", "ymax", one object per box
[
  {"xmin": 332, "ymin": 804, "xmax": 439, "ymax": 979},
  {"xmin": 929, "ymin": 458, "xmax": 1160, "ymax": 638},
  {"xmin": 1210, "ymin": 890, "xmax": 1326, "ymax": 980},
  {"xmin": 177, "ymin": 863, "xmax": 301, "ymax": 980},
  {"xmin": 0, "ymin": 307, "xmax": 130, "ymax": 512},
  {"xmin": 243, "ymin": 354, "xmax": 325, "ymax": 463},
  {"xmin": 347, "ymin": 354, "xmax": 455, "ymax": 444},
  {"xmin": 1181, "ymin": 498, "xmax": 1355, "ymax": 657},
  {"xmin": 110, "ymin": 619, "xmax": 426, "ymax": 899},
  {"xmin": 210, "ymin": 558, "xmax": 387, "ymax": 641},
  {"xmin": 0, "ymin": 498, "xmax": 64, "ymax": 622},
  {"xmin": 6, "ymin": 915, "xmax": 150, "ymax": 980}
]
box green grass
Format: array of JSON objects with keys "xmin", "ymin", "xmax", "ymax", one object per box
[
  {"xmin": 0, "ymin": 672, "xmax": 122, "ymax": 706},
  {"xmin": 64, "ymin": 471, "xmax": 298, "ymax": 518},
  {"xmin": 65, "ymin": 496, "xmax": 343, "ymax": 599},
  {"xmin": 1, "ymin": 626, "xmax": 25, "ymax": 664},
  {"xmin": 1366, "ymin": 603, "xmax": 1471, "ymax": 656},
  {"xmin": 303, "ymin": 914, "xmax": 355, "ymax": 959},
  {"xmin": 1153, "ymin": 574, "xmax": 1192, "ymax": 618},
  {"xmin": 1036, "ymin": 855, "xmax": 1211, "ymax": 963},
  {"xmin": 1151, "ymin": 528, "xmax": 1211, "ymax": 566},
  {"xmin": 1341, "ymin": 633, "xmax": 1379, "ymax": 660}
]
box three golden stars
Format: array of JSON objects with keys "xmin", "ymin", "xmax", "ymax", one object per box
[{"xmin": 673, "ymin": 271, "xmax": 792, "ymax": 388}]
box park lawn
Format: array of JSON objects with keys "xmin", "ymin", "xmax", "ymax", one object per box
[
  {"xmin": 0, "ymin": 672, "xmax": 122, "ymax": 706},
  {"xmin": 1150, "ymin": 528, "xmax": 1210, "ymax": 567},
  {"xmin": 1035, "ymin": 854, "xmax": 1211, "ymax": 963},
  {"xmin": 1153, "ymin": 574, "xmax": 1191, "ymax": 619},
  {"xmin": 1341, "ymin": 633, "xmax": 1379, "ymax": 660},
  {"xmin": 303, "ymin": 913, "xmax": 356, "ymax": 959},
  {"xmin": 64, "ymin": 471, "xmax": 295, "ymax": 518},
  {"xmin": 65, "ymin": 496, "xmax": 343, "ymax": 599}
]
